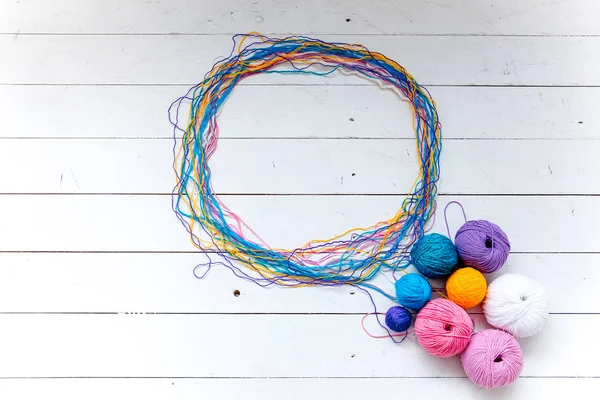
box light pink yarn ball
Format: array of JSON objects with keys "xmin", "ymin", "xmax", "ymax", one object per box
[
  {"xmin": 414, "ymin": 298, "xmax": 473, "ymax": 357},
  {"xmin": 461, "ymin": 329, "xmax": 523, "ymax": 389}
]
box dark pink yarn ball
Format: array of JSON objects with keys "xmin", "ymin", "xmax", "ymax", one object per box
[{"xmin": 414, "ymin": 298, "xmax": 473, "ymax": 357}]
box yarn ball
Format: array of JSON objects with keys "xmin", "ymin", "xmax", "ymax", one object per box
[
  {"xmin": 455, "ymin": 220, "xmax": 510, "ymax": 273},
  {"xmin": 483, "ymin": 273, "xmax": 548, "ymax": 338},
  {"xmin": 461, "ymin": 329, "xmax": 523, "ymax": 389},
  {"xmin": 414, "ymin": 298, "xmax": 473, "ymax": 357},
  {"xmin": 385, "ymin": 306, "xmax": 413, "ymax": 332},
  {"xmin": 446, "ymin": 267, "xmax": 487, "ymax": 309},
  {"xmin": 410, "ymin": 233, "xmax": 458, "ymax": 279},
  {"xmin": 395, "ymin": 273, "xmax": 432, "ymax": 310}
]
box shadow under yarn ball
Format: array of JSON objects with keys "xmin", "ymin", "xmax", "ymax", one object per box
[
  {"xmin": 455, "ymin": 220, "xmax": 510, "ymax": 273},
  {"xmin": 410, "ymin": 233, "xmax": 458, "ymax": 279}
]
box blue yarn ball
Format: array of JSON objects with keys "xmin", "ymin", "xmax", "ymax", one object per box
[
  {"xmin": 410, "ymin": 233, "xmax": 458, "ymax": 279},
  {"xmin": 395, "ymin": 273, "xmax": 432, "ymax": 310},
  {"xmin": 385, "ymin": 306, "xmax": 413, "ymax": 332}
]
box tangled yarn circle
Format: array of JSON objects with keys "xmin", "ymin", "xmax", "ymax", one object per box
[{"xmin": 169, "ymin": 33, "xmax": 442, "ymax": 291}]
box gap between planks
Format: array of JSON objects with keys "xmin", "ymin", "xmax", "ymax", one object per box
[
  {"xmin": 3, "ymin": 32, "xmax": 600, "ymax": 38},
  {"xmin": 0, "ymin": 138, "xmax": 598, "ymax": 141},
  {"xmin": 0, "ymin": 376, "xmax": 596, "ymax": 379},
  {"xmin": 3, "ymin": 83, "xmax": 600, "ymax": 88}
]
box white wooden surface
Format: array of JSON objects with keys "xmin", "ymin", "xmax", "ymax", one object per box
[{"xmin": 0, "ymin": 1, "xmax": 598, "ymax": 398}]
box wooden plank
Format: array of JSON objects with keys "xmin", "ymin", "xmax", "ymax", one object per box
[
  {"xmin": 0, "ymin": 377, "xmax": 597, "ymax": 400},
  {"xmin": 3, "ymin": 35, "xmax": 600, "ymax": 86},
  {"xmin": 0, "ymin": 139, "xmax": 597, "ymax": 195},
  {"xmin": 1, "ymin": 0, "xmax": 599, "ymax": 36},
  {"xmin": 0, "ymin": 253, "xmax": 595, "ymax": 314},
  {"xmin": 1, "ymin": 85, "xmax": 597, "ymax": 139},
  {"xmin": 0, "ymin": 313, "xmax": 595, "ymax": 377},
  {"xmin": 0, "ymin": 195, "xmax": 595, "ymax": 253},
  {"xmin": 1, "ymin": 0, "xmax": 592, "ymax": 389}
]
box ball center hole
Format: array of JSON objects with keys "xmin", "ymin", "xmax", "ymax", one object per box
[
  {"xmin": 444, "ymin": 324, "xmax": 452, "ymax": 331},
  {"xmin": 485, "ymin": 237, "xmax": 493, "ymax": 248},
  {"xmin": 494, "ymin": 356, "xmax": 503, "ymax": 363}
]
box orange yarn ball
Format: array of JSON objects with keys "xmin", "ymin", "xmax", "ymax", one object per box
[{"xmin": 446, "ymin": 267, "xmax": 487, "ymax": 309}]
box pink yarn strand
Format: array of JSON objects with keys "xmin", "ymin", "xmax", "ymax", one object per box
[{"xmin": 361, "ymin": 313, "xmax": 407, "ymax": 339}]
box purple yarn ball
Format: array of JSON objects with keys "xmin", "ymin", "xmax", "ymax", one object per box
[
  {"xmin": 455, "ymin": 220, "xmax": 510, "ymax": 273},
  {"xmin": 385, "ymin": 306, "xmax": 412, "ymax": 332}
]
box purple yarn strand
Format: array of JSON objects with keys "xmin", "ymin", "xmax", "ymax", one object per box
[{"xmin": 444, "ymin": 201, "xmax": 468, "ymax": 239}]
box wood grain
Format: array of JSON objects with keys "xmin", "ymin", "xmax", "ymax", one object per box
[
  {"xmin": 0, "ymin": 139, "xmax": 597, "ymax": 194},
  {"xmin": 0, "ymin": 195, "xmax": 595, "ymax": 252},
  {"xmin": 0, "ymin": 314, "xmax": 595, "ymax": 377},
  {"xmin": 0, "ymin": 253, "xmax": 595, "ymax": 313},
  {"xmin": 0, "ymin": 377, "xmax": 597, "ymax": 400},
  {"xmin": 2, "ymin": 35, "xmax": 599, "ymax": 86},
  {"xmin": 1, "ymin": 86, "xmax": 597, "ymax": 139},
  {"xmin": 0, "ymin": 0, "xmax": 597, "ymax": 392},
  {"xmin": 0, "ymin": 377, "xmax": 596, "ymax": 400},
  {"xmin": 1, "ymin": 0, "xmax": 599, "ymax": 36}
]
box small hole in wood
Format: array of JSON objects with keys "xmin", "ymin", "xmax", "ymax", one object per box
[
  {"xmin": 233, "ymin": 289, "xmax": 241, "ymax": 297},
  {"xmin": 349, "ymin": 117, "xmax": 354, "ymax": 121},
  {"xmin": 346, "ymin": 18, "xmax": 351, "ymax": 22}
]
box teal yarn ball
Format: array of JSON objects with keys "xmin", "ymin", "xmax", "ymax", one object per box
[
  {"xmin": 395, "ymin": 273, "xmax": 432, "ymax": 310},
  {"xmin": 410, "ymin": 233, "xmax": 458, "ymax": 279}
]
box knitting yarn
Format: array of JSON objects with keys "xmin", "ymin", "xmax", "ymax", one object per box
[
  {"xmin": 410, "ymin": 234, "xmax": 458, "ymax": 279},
  {"xmin": 414, "ymin": 298, "xmax": 473, "ymax": 357},
  {"xmin": 455, "ymin": 220, "xmax": 510, "ymax": 273},
  {"xmin": 483, "ymin": 273, "xmax": 548, "ymax": 337},
  {"xmin": 385, "ymin": 306, "xmax": 413, "ymax": 332},
  {"xmin": 461, "ymin": 329, "xmax": 523, "ymax": 389},
  {"xmin": 395, "ymin": 273, "xmax": 432, "ymax": 310},
  {"xmin": 170, "ymin": 33, "xmax": 443, "ymax": 295},
  {"xmin": 446, "ymin": 267, "xmax": 487, "ymax": 309}
]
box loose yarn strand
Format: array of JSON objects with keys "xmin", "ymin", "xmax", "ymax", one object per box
[
  {"xmin": 360, "ymin": 313, "xmax": 408, "ymax": 340},
  {"xmin": 444, "ymin": 200, "xmax": 468, "ymax": 238},
  {"xmin": 356, "ymin": 285, "xmax": 408, "ymax": 344}
]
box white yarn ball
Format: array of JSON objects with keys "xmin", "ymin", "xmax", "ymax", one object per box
[{"xmin": 483, "ymin": 273, "xmax": 548, "ymax": 338}]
